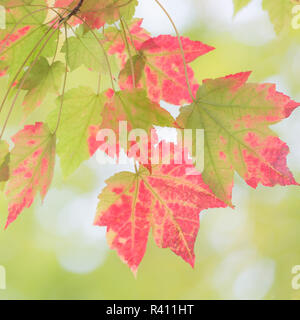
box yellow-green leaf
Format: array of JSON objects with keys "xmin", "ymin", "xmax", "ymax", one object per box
[
  {"xmin": 47, "ymin": 87, "xmax": 105, "ymax": 177},
  {"xmin": 21, "ymin": 56, "xmax": 65, "ymax": 114},
  {"xmin": 262, "ymin": 0, "xmax": 294, "ymax": 34}
]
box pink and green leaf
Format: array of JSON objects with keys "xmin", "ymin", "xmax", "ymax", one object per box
[
  {"xmin": 177, "ymin": 72, "xmax": 299, "ymax": 204},
  {"xmin": 95, "ymin": 147, "xmax": 227, "ymax": 274},
  {"xmin": 119, "ymin": 35, "xmax": 214, "ymax": 105},
  {"xmin": 5, "ymin": 122, "xmax": 56, "ymax": 228}
]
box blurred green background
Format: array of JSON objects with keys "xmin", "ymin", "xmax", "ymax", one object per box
[{"xmin": 0, "ymin": 0, "xmax": 300, "ymax": 300}]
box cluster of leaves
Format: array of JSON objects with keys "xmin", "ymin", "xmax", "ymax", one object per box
[{"xmin": 0, "ymin": 0, "xmax": 299, "ymax": 274}]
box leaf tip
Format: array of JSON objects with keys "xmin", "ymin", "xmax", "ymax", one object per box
[{"xmin": 131, "ymin": 266, "xmax": 138, "ymax": 278}]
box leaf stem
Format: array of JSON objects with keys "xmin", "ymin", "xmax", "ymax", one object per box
[
  {"xmin": 134, "ymin": 161, "xmax": 138, "ymax": 174},
  {"xmin": 122, "ymin": 18, "xmax": 138, "ymax": 55},
  {"xmin": 0, "ymin": 19, "xmax": 63, "ymax": 139},
  {"xmin": 120, "ymin": 16, "xmax": 136, "ymax": 88},
  {"xmin": 53, "ymin": 23, "xmax": 69, "ymax": 135},
  {"xmin": 0, "ymin": 22, "xmax": 56, "ymax": 117},
  {"xmin": 59, "ymin": 0, "xmax": 84, "ymax": 23},
  {"xmin": 97, "ymin": 71, "xmax": 102, "ymax": 95},
  {"xmin": 72, "ymin": 14, "xmax": 116, "ymax": 91},
  {"xmin": 0, "ymin": 7, "xmax": 51, "ymax": 55},
  {"xmin": 51, "ymin": 28, "xmax": 60, "ymax": 65}
]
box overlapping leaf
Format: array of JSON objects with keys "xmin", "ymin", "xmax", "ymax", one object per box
[
  {"xmin": 119, "ymin": 35, "xmax": 214, "ymax": 105},
  {"xmin": 55, "ymin": 0, "xmax": 138, "ymax": 29},
  {"xmin": 262, "ymin": 0, "xmax": 294, "ymax": 35},
  {"xmin": 88, "ymin": 88, "xmax": 174, "ymax": 157},
  {"xmin": 47, "ymin": 87, "xmax": 105, "ymax": 177},
  {"xmin": 104, "ymin": 19, "xmax": 150, "ymax": 68},
  {"xmin": 95, "ymin": 151, "xmax": 227, "ymax": 274},
  {"xmin": 177, "ymin": 72, "xmax": 299, "ymax": 204},
  {"xmin": 0, "ymin": 0, "xmax": 47, "ymax": 31},
  {"xmin": 233, "ymin": 0, "xmax": 251, "ymax": 14},
  {"xmin": 21, "ymin": 56, "xmax": 65, "ymax": 113},
  {"xmin": 0, "ymin": 0, "xmax": 57, "ymax": 78},
  {"xmin": 233, "ymin": 0, "xmax": 295, "ymax": 35},
  {"xmin": 61, "ymin": 26, "xmax": 105, "ymax": 71}
]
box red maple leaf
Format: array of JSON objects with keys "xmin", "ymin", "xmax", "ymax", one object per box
[
  {"xmin": 104, "ymin": 19, "xmax": 151, "ymax": 68},
  {"xmin": 177, "ymin": 72, "xmax": 300, "ymax": 204},
  {"xmin": 119, "ymin": 35, "xmax": 214, "ymax": 105},
  {"xmin": 95, "ymin": 145, "xmax": 227, "ymax": 274},
  {"xmin": 5, "ymin": 122, "xmax": 56, "ymax": 228}
]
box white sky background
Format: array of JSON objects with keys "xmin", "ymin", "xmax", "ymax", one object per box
[{"xmin": 135, "ymin": 0, "xmax": 276, "ymax": 45}]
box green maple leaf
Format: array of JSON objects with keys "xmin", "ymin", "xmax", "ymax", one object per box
[
  {"xmin": 233, "ymin": 0, "xmax": 252, "ymax": 14},
  {"xmin": 99, "ymin": 89, "xmax": 174, "ymax": 134},
  {"xmin": 47, "ymin": 87, "xmax": 105, "ymax": 178},
  {"xmin": 262, "ymin": 0, "xmax": 294, "ymax": 35},
  {"xmin": 21, "ymin": 56, "xmax": 65, "ymax": 114},
  {"xmin": 61, "ymin": 26, "xmax": 105, "ymax": 71},
  {"xmin": 118, "ymin": 0, "xmax": 139, "ymax": 21},
  {"xmin": 233, "ymin": 0, "xmax": 294, "ymax": 35}
]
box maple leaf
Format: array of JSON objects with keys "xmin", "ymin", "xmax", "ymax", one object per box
[
  {"xmin": 0, "ymin": 0, "xmax": 57, "ymax": 78},
  {"xmin": 100, "ymin": 89, "xmax": 174, "ymax": 133},
  {"xmin": 21, "ymin": 56, "xmax": 65, "ymax": 114},
  {"xmin": 104, "ymin": 18, "xmax": 150, "ymax": 68},
  {"xmin": 233, "ymin": 0, "xmax": 294, "ymax": 35},
  {"xmin": 0, "ymin": 26, "xmax": 31, "ymax": 77},
  {"xmin": 61, "ymin": 26, "xmax": 105, "ymax": 71},
  {"xmin": 1, "ymin": 0, "xmax": 47, "ymax": 30},
  {"xmin": 88, "ymin": 88, "xmax": 174, "ymax": 158},
  {"xmin": 233, "ymin": 0, "xmax": 252, "ymax": 14},
  {"xmin": 95, "ymin": 149, "xmax": 227, "ymax": 274},
  {"xmin": 0, "ymin": 26, "xmax": 58, "ymax": 80},
  {"xmin": 5, "ymin": 122, "xmax": 56, "ymax": 228},
  {"xmin": 87, "ymin": 88, "xmax": 172, "ymax": 169},
  {"xmin": 119, "ymin": 35, "xmax": 214, "ymax": 105},
  {"xmin": 55, "ymin": 0, "xmax": 138, "ymax": 29},
  {"xmin": 176, "ymin": 72, "xmax": 299, "ymax": 204},
  {"xmin": 47, "ymin": 87, "xmax": 105, "ymax": 178},
  {"xmin": 262, "ymin": 0, "xmax": 294, "ymax": 35}
]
